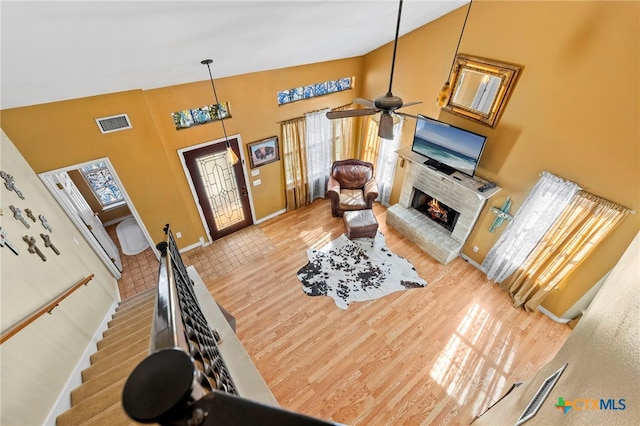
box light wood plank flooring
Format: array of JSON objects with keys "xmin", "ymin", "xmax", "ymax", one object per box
[{"xmin": 202, "ymin": 199, "xmax": 572, "ymax": 425}]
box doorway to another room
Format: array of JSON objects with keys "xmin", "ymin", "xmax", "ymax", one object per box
[{"xmin": 39, "ymin": 159, "xmax": 158, "ymax": 299}]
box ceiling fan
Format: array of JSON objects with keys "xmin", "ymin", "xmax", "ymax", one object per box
[{"xmin": 326, "ymin": 0, "xmax": 421, "ymax": 139}]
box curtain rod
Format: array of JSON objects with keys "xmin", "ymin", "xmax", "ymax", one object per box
[
  {"xmin": 277, "ymin": 103, "xmax": 353, "ymax": 124},
  {"xmin": 539, "ymin": 171, "xmax": 635, "ymax": 214}
]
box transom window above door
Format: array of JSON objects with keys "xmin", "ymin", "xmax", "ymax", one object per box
[{"xmin": 80, "ymin": 161, "xmax": 125, "ymax": 209}]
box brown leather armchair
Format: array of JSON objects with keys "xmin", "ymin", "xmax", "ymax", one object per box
[{"xmin": 326, "ymin": 159, "xmax": 379, "ymax": 217}]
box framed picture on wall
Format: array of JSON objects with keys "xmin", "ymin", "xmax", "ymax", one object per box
[{"xmin": 247, "ymin": 136, "xmax": 279, "ymax": 168}]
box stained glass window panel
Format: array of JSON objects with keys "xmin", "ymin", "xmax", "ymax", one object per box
[{"xmin": 80, "ymin": 162, "xmax": 124, "ymax": 208}]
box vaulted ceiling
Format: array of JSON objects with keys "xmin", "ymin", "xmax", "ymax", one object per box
[{"xmin": 0, "ymin": 0, "xmax": 465, "ymax": 110}]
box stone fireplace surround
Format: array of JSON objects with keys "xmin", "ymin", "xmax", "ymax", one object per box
[{"xmin": 387, "ymin": 148, "xmax": 500, "ymax": 264}]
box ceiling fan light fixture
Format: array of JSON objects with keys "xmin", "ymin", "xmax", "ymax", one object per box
[
  {"xmin": 437, "ymin": 0, "xmax": 473, "ymax": 108},
  {"xmin": 377, "ymin": 113, "xmax": 395, "ymax": 140},
  {"xmin": 372, "ymin": 112, "xmax": 400, "ymax": 125},
  {"xmin": 201, "ymin": 59, "xmax": 239, "ymax": 165}
]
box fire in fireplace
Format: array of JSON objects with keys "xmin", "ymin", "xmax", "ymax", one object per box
[{"xmin": 411, "ymin": 188, "xmax": 460, "ymax": 232}]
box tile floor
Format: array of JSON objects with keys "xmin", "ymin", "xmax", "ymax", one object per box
[{"xmin": 108, "ymin": 223, "xmax": 275, "ymax": 300}]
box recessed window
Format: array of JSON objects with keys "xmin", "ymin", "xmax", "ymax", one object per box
[{"xmin": 80, "ymin": 162, "xmax": 125, "ymax": 209}]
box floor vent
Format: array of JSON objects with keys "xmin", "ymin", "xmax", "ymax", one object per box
[
  {"xmin": 515, "ymin": 363, "xmax": 568, "ymax": 425},
  {"xmin": 95, "ymin": 114, "xmax": 132, "ymax": 134}
]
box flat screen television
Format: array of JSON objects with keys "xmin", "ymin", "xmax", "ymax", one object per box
[{"xmin": 411, "ymin": 114, "xmax": 487, "ymax": 177}]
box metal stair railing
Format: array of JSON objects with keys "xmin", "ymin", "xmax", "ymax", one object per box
[{"xmin": 122, "ymin": 225, "xmax": 336, "ymax": 425}]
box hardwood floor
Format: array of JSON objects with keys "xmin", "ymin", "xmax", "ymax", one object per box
[{"xmin": 203, "ymin": 199, "xmax": 572, "ymax": 425}]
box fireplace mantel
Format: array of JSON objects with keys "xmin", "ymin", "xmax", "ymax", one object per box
[{"xmin": 386, "ymin": 148, "xmax": 501, "ymax": 264}]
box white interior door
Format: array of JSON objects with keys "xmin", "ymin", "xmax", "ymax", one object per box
[{"xmin": 47, "ymin": 171, "xmax": 123, "ymax": 274}]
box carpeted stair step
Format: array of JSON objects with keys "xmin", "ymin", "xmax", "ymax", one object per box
[
  {"xmin": 95, "ymin": 322, "xmax": 152, "ymax": 356},
  {"xmin": 56, "ymin": 376, "xmax": 129, "ymax": 425},
  {"xmin": 96, "ymin": 321, "xmax": 151, "ymax": 351},
  {"xmin": 56, "ymin": 289, "xmax": 157, "ymax": 424},
  {"xmin": 105, "ymin": 305, "xmax": 154, "ymax": 335},
  {"xmin": 112, "ymin": 295, "xmax": 155, "ymax": 320},
  {"xmin": 108, "ymin": 298, "xmax": 155, "ymax": 326},
  {"xmin": 74, "ymin": 400, "xmax": 142, "ymax": 426},
  {"xmin": 102, "ymin": 309, "xmax": 153, "ymax": 339},
  {"xmin": 115, "ymin": 288, "xmax": 156, "ymax": 312},
  {"xmin": 71, "ymin": 352, "xmax": 146, "ymax": 405},
  {"xmin": 84, "ymin": 339, "xmax": 149, "ymax": 381}
]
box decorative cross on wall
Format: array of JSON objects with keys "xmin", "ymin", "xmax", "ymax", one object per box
[
  {"xmin": 0, "ymin": 171, "xmax": 25, "ymax": 199},
  {"xmin": 0, "ymin": 227, "xmax": 20, "ymax": 255},
  {"xmin": 9, "ymin": 205, "xmax": 31, "ymax": 229},
  {"xmin": 23, "ymin": 235, "xmax": 47, "ymax": 262},
  {"xmin": 39, "ymin": 215, "xmax": 52, "ymax": 232}
]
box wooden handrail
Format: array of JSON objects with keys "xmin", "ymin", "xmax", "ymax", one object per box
[{"xmin": 0, "ymin": 274, "xmax": 95, "ymax": 345}]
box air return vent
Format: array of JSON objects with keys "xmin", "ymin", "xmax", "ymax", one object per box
[
  {"xmin": 95, "ymin": 114, "xmax": 132, "ymax": 134},
  {"xmin": 515, "ymin": 363, "xmax": 567, "ymax": 425}
]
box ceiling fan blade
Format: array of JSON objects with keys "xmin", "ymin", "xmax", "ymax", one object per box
[
  {"xmin": 353, "ymin": 98, "xmax": 376, "ymax": 108},
  {"xmin": 395, "ymin": 111, "xmax": 420, "ymax": 119},
  {"xmin": 377, "ymin": 112, "xmax": 395, "ymax": 139},
  {"xmin": 326, "ymin": 108, "xmax": 378, "ymax": 119},
  {"xmin": 400, "ymin": 101, "xmax": 422, "ymax": 108}
]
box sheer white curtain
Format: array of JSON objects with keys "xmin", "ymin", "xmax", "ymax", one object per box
[
  {"xmin": 481, "ymin": 171, "xmax": 581, "ymax": 283},
  {"xmin": 375, "ymin": 118, "xmax": 404, "ymax": 205},
  {"xmin": 305, "ymin": 108, "xmax": 332, "ymax": 202}
]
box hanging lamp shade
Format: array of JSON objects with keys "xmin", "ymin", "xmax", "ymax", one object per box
[
  {"xmin": 201, "ymin": 59, "xmax": 239, "ymax": 165},
  {"xmin": 377, "ymin": 112, "xmax": 395, "ymax": 140},
  {"xmin": 437, "ymin": 0, "xmax": 473, "ymax": 108}
]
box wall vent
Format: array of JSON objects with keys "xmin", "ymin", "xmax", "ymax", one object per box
[
  {"xmin": 95, "ymin": 114, "xmax": 132, "ymax": 134},
  {"xmin": 515, "ymin": 363, "xmax": 567, "ymax": 425}
]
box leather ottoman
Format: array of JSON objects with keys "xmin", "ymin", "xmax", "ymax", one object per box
[{"xmin": 343, "ymin": 209, "xmax": 378, "ymax": 239}]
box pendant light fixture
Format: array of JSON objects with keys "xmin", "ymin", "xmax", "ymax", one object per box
[
  {"xmin": 436, "ymin": 0, "xmax": 473, "ymax": 108},
  {"xmin": 201, "ymin": 59, "xmax": 239, "ymax": 165}
]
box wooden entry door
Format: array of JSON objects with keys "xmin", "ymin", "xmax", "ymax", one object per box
[{"xmin": 183, "ymin": 138, "xmax": 252, "ymax": 240}]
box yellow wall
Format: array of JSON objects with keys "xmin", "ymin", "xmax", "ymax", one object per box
[
  {"xmin": 142, "ymin": 58, "xmax": 363, "ymax": 238},
  {"xmin": 362, "ymin": 0, "xmax": 639, "ymax": 316},
  {"xmin": 1, "ymin": 90, "xmax": 192, "ymax": 247},
  {"xmin": 1, "ymin": 1, "xmax": 638, "ymax": 317},
  {"xmin": 1, "ymin": 59, "xmax": 362, "ymax": 248}
]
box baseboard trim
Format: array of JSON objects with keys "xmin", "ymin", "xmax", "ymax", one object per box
[
  {"xmin": 255, "ymin": 208, "xmax": 286, "ymax": 225},
  {"xmin": 537, "ymin": 305, "xmax": 571, "ymax": 324},
  {"xmin": 44, "ymin": 300, "xmax": 119, "ymax": 425},
  {"xmin": 179, "ymin": 241, "xmax": 203, "ymax": 253},
  {"xmin": 459, "ymin": 253, "xmax": 570, "ymax": 324},
  {"xmin": 459, "ymin": 252, "xmax": 484, "ymax": 271}
]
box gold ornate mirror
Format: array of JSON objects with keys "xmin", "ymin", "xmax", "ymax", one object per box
[{"xmin": 442, "ymin": 54, "xmax": 522, "ymax": 128}]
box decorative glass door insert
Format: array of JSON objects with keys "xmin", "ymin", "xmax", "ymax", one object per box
[
  {"xmin": 195, "ymin": 151, "xmax": 244, "ymax": 230},
  {"xmin": 182, "ymin": 138, "xmax": 252, "ymax": 241}
]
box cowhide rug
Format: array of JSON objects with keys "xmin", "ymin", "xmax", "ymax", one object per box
[{"xmin": 297, "ymin": 231, "xmax": 426, "ymax": 309}]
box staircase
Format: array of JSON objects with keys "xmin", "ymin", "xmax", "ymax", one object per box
[{"xmin": 56, "ymin": 288, "xmax": 156, "ymax": 426}]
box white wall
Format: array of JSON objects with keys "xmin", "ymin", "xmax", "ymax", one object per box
[{"xmin": 0, "ymin": 130, "xmax": 119, "ymax": 425}]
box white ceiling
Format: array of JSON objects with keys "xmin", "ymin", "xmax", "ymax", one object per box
[{"xmin": 0, "ymin": 0, "xmax": 465, "ymax": 109}]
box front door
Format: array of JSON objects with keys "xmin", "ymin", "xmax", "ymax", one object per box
[{"xmin": 182, "ymin": 138, "xmax": 252, "ymax": 240}]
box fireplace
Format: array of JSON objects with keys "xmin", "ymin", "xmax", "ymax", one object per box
[
  {"xmin": 411, "ymin": 188, "xmax": 460, "ymax": 232},
  {"xmin": 387, "ymin": 148, "xmax": 496, "ymax": 264}
]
